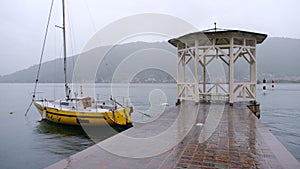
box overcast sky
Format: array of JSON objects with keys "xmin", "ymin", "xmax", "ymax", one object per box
[{"xmin": 0, "ymin": 0, "xmax": 299, "ymax": 76}]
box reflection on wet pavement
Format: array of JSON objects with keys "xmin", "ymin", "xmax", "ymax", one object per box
[{"xmin": 47, "ymin": 101, "xmax": 300, "ymax": 169}]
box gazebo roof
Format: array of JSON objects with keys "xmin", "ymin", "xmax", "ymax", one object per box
[{"xmin": 168, "ymin": 28, "xmax": 267, "ymax": 47}]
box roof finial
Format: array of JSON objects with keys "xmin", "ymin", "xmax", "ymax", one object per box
[{"xmin": 214, "ymin": 22, "xmax": 217, "ymax": 31}]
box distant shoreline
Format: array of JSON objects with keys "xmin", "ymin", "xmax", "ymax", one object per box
[
  {"xmin": 257, "ymin": 80, "xmax": 300, "ymax": 84},
  {"xmin": 1, "ymin": 39, "xmax": 300, "ymax": 84},
  {"xmin": 0, "ymin": 81, "xmax": 299, "ymax": 84}
]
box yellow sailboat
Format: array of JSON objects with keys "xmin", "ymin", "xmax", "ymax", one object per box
[
  {"xmin": 34, "ymin": 98, "xmax": 132, "ymax": 127},
  {"xmin": 28, "ymin": 0, "xmax": 133, "ymax": 127}
]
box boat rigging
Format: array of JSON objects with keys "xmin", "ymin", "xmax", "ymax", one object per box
[{"xmin": 25, "ymin": 0, "xmax": 133, "ymax": 127}]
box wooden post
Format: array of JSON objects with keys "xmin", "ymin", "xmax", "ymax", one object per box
[
  {"xmin": 177, "ymin": 46, "xmax": 181, "ymax": 102},
  {"xmin": 250, "ymin": 40, "xmax": 257, "ymax": 100},
  {"xmin": 203, "ymin": 48, "xmax": 206, "ymax": 101},
  {"xmin": 194, "ymin": 40, "xmax": 200, "ymax": 102},
  {"xmin": 229, "ymin": 37, "xmax": 234, "ymax": 105}
]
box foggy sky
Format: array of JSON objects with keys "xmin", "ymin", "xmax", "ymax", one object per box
[{"xmin": 0, "ymin": 0, "xmax": 299, "ymax": 75}]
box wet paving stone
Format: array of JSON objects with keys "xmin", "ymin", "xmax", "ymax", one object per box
[{"xmin": 47, "ymin": 102, "xmax": 299, "ymax": 169}]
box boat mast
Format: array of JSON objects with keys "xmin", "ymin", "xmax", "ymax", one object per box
[{"xmin": 62, "ymin": 0, "xmax": 70, "ymax": 100}]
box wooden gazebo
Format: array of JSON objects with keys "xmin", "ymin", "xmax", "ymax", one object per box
[{"xmin": 169, "ymin": 28, "xmax": 267, "ymax": 104}]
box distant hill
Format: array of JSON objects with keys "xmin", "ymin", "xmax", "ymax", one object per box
[
  {"xmin": 257, "ymin": 37, "xmax": 300, "ymax": 82},
  {"xmin": 0, "ymin": 42, "xmax": 176, "ymax": 83},
  {"xmin": 0, "ymin": 38, "xmax": 299, "ymax": 83}
]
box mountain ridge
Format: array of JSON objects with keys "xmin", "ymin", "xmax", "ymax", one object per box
[{"xmin": 1, "ymin": 38, "xmax": 299, "ymax": 83}]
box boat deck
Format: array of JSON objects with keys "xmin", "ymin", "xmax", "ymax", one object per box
[{"xmin": 46, "ymin": 101, "xmax": 300, "ymax": 169}]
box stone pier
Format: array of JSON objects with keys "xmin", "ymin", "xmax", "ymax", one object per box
[{"xmin": 46, "ymin": 102, "xmax": 300, "ymax": 169}]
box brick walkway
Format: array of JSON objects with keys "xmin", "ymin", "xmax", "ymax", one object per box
[{"xmin": 47, "ymin": 101, "xmax": 300, "ymax": 169}]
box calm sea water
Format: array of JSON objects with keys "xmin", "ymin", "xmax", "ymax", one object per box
[
  {"xmin": 0, "ymin": 83, "xmax": 299, "ymax": 168},
  {"xmin": 257, "ymin": 83, "xmax": 300, "ymax": 162}
]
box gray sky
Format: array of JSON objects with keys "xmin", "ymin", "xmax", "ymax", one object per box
[{"xmin": 0, "ymin": 0, "xmax": 299, "ymax": 75}]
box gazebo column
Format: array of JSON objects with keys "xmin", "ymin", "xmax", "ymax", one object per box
[
  {"xmin": 203, "ymin": 48, "xmax": 207, "ymax": 101},
  {"xmin": 250, "ymin": 41, "xmax": 257, "ymax": 101},
  {"xmin": 229, "ymin": 37, "xmax": 234, "ymax": 105},
  {"xmin": 194, "ymin": 40, "xmax": 200, "ymax": 102}
]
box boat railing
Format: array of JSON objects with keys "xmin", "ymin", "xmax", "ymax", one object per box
[
  {"xmin": 95, "ymin": 100, "xmax": 114, "ymax": 111},
  {"xmin": 95, "ymin": 94, "xmax": 130, "ymax": 107},
  {"xmin": 38, "ymin": 96, "xmax": 130, "ymax": 111}
]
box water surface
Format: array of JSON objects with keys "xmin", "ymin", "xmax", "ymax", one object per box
[{"xmin": 0, "ymin": 83, "xmax": 299, "ymax": 168}]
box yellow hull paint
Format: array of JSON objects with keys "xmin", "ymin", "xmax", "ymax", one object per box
[{"xmin": 34, "ymin": 102, "xmax": 132, "ymax": 127}]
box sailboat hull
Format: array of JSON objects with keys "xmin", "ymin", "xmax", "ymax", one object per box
[{"xmin": 34, "ymin": 102, "xmax": 132, "ymax": 127}]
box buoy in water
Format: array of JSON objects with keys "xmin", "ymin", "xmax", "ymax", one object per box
[
  {"xmin": 160, "ymin": 102, "xmax": 169, "ymax": 106},
  {"xmin": 262, "ymin": 78, "xmax": 267, "ymax": 94},
  {"xmin": 9, "ymin": 112, "xmax": 13, "ymax": 115},
  {"xmin": 272, "ymin": 80, "xmax": 275, "ymax": 90},
  {"xmin": 196, "ymin": 123, "xmax": 203, "ymax": 126}
]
